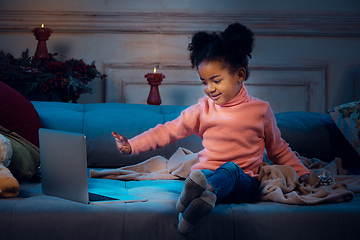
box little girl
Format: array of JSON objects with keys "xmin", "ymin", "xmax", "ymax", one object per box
[{"xmin": 112, "ymin": 23, "xmax": 311, "ymax": 235}]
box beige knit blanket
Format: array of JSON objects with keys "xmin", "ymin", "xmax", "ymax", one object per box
[
  {"xmin": 257, "ymin": 156, "xmax": 358, "ymax": 204},
  {"xmin": 90, "ymin": 148, "xmax": 199, "ymax": 180},
  {"xmin": 90, "ymin": 148, "xmax": 360, "ymax": 204}
]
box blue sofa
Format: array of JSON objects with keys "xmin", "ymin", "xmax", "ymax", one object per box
[{"xmin": 1, "ymin": 101, "xmax": 359, "ymax": 240}]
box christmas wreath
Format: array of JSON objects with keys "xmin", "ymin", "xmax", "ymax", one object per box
[{"xmin": 0, "ymin": 49, "xmax": 106, "ymax": 102}]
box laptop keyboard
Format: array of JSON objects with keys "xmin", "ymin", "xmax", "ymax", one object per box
[{"xmin": 89, "ymin": 192, "xmax": 119, "ymax": 202}]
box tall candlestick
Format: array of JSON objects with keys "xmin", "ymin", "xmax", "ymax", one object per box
[
  {"xmin": 145, "ymin": 68, "xmax": 165, "ymax": 105},
  {"xmin": 32, "ymin": 24, "xmax": 52, "ymax": 59}
]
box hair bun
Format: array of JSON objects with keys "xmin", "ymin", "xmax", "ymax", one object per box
[
  {"xmin": 188, "ymin": 31, "xmax": 219, "ymax": 67},
  {"xmin": 188, "ymin": 32, "xmax": 218, "ymax": 52},
  {"xmin": 221, "ymin": 23, "xmax": 254, "ymax": 59}
]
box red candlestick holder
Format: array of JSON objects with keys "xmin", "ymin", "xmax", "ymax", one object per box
[
  {"xmin": 145, "ymin": 68, "xmax": 165, "ymax": 105},
  {"xmin": 32, "ymin": 24, "xmax": 52, "ymax": 59}
]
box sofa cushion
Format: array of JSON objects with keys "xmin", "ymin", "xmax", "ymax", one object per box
[
  {"xmin": 84, "ymin": 104, "xmax": 204, "ymax": 168},
  {"xmin": 84, "ymin": 103, "xmax": 167, "ymax": 167},
  {"xmin": 32, "ymin": 101, "xmax": 85, "ymax": 134},
  {"xmin": 5, "ymin": 131, "xmax": 40, "ymax": 182},
  {"xmin": 231, "ymin": 200, "xmax": 347, "ymax": 240},
  {"xmin": 0, "ymin": 81, "xmax": 42, "ymax": 147},
  {"xmin": 327, "ymin": 101, "xmax": 360, "ymax": 156},
  {"xmin": 8, "ymin": 179, "xmax": 234, "ymax": 240},
  {"xmin": 1, "ymin": 130, "xmax": 40, "ymax": 181},
  {"xmin": 275, "ymin": 111, "xmax": 360, "ymax": 168},
  {"xmin": 275, "ymin": 111, "xmax": 337, "ymax": 160},
  {"xmin": 4, "ymin": 179, "xmax": 359, "ymax": 240}
]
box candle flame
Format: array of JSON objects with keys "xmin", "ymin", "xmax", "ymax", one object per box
[
  {"xmin": 41, "ymin": 24, "xmax": 44, "ymax": 28},
  {"xmin": 154, "ymin": 68, "xmax": 157, "ymax": 73}
]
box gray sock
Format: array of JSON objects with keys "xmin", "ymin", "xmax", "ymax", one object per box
[
  {"xmin": 177, "ymin": 191, "xmax": 216, "ymax": 235},
  {"xmin": 176, "ymin": 170, "xmax": 208, "ymax": 213}
]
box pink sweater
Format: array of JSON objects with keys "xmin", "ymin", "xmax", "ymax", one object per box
[{"xmin": 129, "ymin": 86, "xmax": 309, "ymax": 178}]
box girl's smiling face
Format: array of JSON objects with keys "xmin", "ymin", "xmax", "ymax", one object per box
[{"xmin": 198, "ymin": 61, "xmax": 246, "ymax": 105}]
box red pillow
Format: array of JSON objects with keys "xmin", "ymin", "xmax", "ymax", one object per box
[{"xmin": 0, "ymin": 81, "xmax": 42, "ymax": 147}]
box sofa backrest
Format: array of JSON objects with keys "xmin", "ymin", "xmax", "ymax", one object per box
[{"xmin": 32, "ymin": 101, "xmax": 359, "ymax": 169}]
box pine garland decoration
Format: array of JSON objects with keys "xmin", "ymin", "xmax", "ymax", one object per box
[{"xmin": 0, "ymin": 49, "xmax": 106, "ymax": 102}]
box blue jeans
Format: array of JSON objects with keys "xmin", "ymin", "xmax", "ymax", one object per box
[{"xmin": 201, "ymin": 162, "xmax": 260, "ymax": 204}]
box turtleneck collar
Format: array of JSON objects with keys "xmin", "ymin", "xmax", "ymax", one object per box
[{"xmin": 218, "ymin": 84, "xmax": 249, "ymax": 107}]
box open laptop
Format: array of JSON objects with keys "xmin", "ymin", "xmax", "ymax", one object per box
[{"xmin": 39, "ymin": 128, "xmax": 147, "ymax": 204}]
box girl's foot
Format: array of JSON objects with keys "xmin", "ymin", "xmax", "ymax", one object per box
[
  {"xmin": 176, "ymin": 170, "xmax": 208, "ymax": 213},
  {"xmin": 177, "ymin": 191, "xmax": 216, "ymax": 235}
]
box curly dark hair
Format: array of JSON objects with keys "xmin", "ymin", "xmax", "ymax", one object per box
[{"xmin": 188, "ymin": 23, "xmax": 254, "ymax": 80}]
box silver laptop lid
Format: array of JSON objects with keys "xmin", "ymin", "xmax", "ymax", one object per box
[{"xmin": 39, "ymin": 128, "xmax": 89, "ymax": 204}]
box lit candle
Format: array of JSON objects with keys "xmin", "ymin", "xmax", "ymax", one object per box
[
  {"xmin": 32, "ymin": 24, "xmax": 52, "ymax": 59},
  {"xmin": 144, "ymin": 68, "xmax": 165, "ymax": 105}
]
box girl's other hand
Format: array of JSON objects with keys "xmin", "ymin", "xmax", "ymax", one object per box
[
  {"xmin": 112, "ymin": 132, "xmax": 131, "ymax": 155},
  {"xmin": 299, "ymin": 173, "xmax": 312, "ymax": 186}
]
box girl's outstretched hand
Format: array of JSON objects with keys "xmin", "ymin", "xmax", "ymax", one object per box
[{"xmin": 112, "ymin": 132, "xmax": 131, "ymax": 155}]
